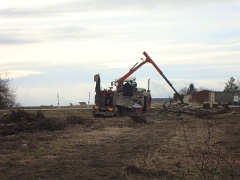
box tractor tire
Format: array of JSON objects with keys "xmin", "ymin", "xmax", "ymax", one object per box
[
  {"xmin": 143, "ymin": 96, "xmax": 151, "ymax": 112},
  {"xmin": 136, "ymin": 98, "xmax": 143, "ymax": 113},
  {"xmin": 116, "ymin": 106, "xmax": 123, "ymax": 117}
]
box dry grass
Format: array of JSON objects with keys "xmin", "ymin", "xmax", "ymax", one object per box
[
  {"xmin": 130, "ymin": 115, "xmax": 238, "ymax": 179},
  {"xmin": 0, "ymin": 107, "xmax": 240, "ymax": 179}
]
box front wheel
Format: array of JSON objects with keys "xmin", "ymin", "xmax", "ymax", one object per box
[{"xmin": 115, "ymin": 106, "xmax": 123, "ymax": 117}]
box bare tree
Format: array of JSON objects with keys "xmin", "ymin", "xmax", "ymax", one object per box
[
  {"xmin": 0, "ymin": 76, "xmax": 16, "ymax": 109},
  {"xmin": 182, "ymin": 120, "xmax": 235, "ymax": 179}
]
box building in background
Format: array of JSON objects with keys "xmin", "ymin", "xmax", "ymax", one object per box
[{"xmin": 183, "ymin": 91, "xmax": 240, "ymax": 105}]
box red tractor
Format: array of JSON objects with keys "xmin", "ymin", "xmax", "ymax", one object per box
[{"xmin": 92, "ymin": 51, "xmax": 183, "ymax": 117}]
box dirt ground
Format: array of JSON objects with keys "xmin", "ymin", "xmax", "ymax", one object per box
[{"xmin": 0, "ymin": 106, "xmax": 240, "ymax": 179}]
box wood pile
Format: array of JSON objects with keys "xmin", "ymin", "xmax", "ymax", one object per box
[{"xmin": 153, "ymin": 103, "xmax": 229, "ymax": 119}]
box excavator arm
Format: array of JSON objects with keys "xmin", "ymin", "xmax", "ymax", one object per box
[
  {"xmin": 117, "ymin": 51, "xmax": 184, "ymax": 103},
  {"xmin": 143, "ymin": 51, "xmax": 184, "ymax": 103}
]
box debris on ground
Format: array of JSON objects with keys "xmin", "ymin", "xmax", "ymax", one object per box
[
  {"xmin": 128, "ymin": 114, "xmax": 147, "ymax": 123},
  {"xmin": 152, "ymin": 103, "xmax": 229, "ymax": 119},
  {"xmin": 66, "ymin": 116, "xmax": 93, "ymax": 128},
  {"xmin": 0, "ymin": 109, "xmax": 65, "ymax": 135},
  {"xmin": 0, "ymin": 107, "xmax": 239, "ymax": 179}
]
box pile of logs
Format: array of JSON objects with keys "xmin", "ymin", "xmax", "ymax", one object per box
[{"xmin": 156, "ymin": 103, "xmax": 229, "ymax": 118}]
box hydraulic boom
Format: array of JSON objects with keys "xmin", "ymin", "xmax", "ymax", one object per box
[{"xmin": 117, "ymin": 51, "xmax": 184, "ymax": 103}]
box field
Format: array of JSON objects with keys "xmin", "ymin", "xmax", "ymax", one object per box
[{"xmin": 0, "ymin": 106, "xmax": 240, "ymax": 179}]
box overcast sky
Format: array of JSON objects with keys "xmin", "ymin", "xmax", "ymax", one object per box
[{"xmin": 0, "ymin": 0, "xmax": 239, "ymax": 106}]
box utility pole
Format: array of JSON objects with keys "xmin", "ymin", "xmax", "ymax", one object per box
[
  {"xmin": 88, "ymin": 92, "xmax": 90, "ymax": 108},
  {"xmin": 57, "ymin": 93, "xmax": 60, "ymax": 109}
]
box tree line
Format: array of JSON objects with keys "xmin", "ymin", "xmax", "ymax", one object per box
[
  {"xmin": 0, "ymin": 76, "xmax": 239, "ymax": 109},
  {"xmin": 174, "ymin": 77, "xmax": 240, "ymax": 101},
  {"xmin": 0, "ymin": 76, "xmax": 16, "ymax": 109}
]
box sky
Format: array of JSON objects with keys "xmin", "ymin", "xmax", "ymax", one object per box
[{"xmin": 0, "ymin": 0, "xmax": 239, "ymax": 106}]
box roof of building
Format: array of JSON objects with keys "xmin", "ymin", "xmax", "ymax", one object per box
[{"xmin": 151, "ymin": 98, "xmax": 172, "ymax": 103}]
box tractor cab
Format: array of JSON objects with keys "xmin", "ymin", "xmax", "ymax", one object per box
[{"xmin": 115, "ymin": 77, "xmax": 137, "ymax": 96}]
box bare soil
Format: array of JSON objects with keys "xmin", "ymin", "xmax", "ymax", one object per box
[{"xmin": 0, "ymin": 107, "xmax": 240, "ymax": 179}]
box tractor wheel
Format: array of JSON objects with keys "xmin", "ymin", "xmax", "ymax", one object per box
[
  {"xmin": 143, "ymin": 96, "xmax": 151, "ymax": 112},
  {"xmin": 116, "ymin": 106, "xmax": 123, "ymax": 117},
  {"xmin": 93, "ymin": 114, "xmax": 99, "ymax": 118},
  {"xmin": 136, "ymin": 98, "xmax": 143, "ymax": 113},
  {"xmin": 136, "ymin": 107, "xmax": 142, "ymax": 113}
]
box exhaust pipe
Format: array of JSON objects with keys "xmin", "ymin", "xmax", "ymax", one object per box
[{"xmin": 147, "ymin": 78, "xmax": 150, "ymax": 92}]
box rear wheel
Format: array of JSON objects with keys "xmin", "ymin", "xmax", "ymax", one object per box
[
  {"xmin": 143, "ymin": 96, "xmax": 151, "ymax": 112},
  {"xmin": 116, "ymin": 106, "xmax": 123, "ymax": 117},
  {"xmin": 136, "ymin": 98, "xmax": 143, "ymax": 113},
  {"xmin": 93, "ymin": 112, "xmax": 100, "ymax": 118},
  {"xmin": 136, "ymin": 107, "xmax": 142, "ymax": 113}
]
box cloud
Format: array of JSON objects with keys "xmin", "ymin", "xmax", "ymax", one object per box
[
  {"xmin": 0, "ymin": 25, "xmax": 91, "ymax": 45},
  {"xmin": 0, "ymin": 0, "xmax": 239, "ymax": 18},
  {"xmin": 0, "ymin": 0, "xmax": 239, "ymax": 106},
  {"xmin": 223, "ymin": 36, "xmax": 240, "ymax": 43},
  {"xmin": 0, "ymin": 70, "xmax": 46, "ymax": 79},
  {"xmin": 0, "ymin": 0, "xmax": 239, "ymax": 46},
  {"xmin": 96, "ymin": 41, "xmax": 240, "ymax": 77},
  {"xmin": 0, "ymin": 23, "xmax": 137, "ymax": 45},
  {"xmin": 0, "ymin": 34, "xmax": 37, "ymax": 45}
]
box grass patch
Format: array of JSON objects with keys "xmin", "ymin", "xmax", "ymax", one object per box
[{"xmin": 37, "ymin": 118, "xmax": 66, "ymax": 131}]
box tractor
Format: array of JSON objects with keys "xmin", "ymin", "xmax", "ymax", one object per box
[{"xmin": 92, "ymin": 51, "xmax": 183, "ymax": 117}]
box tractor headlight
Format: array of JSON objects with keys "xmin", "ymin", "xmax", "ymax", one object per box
[
  {"xmin": 108, "ymin": 107, "xmax": 113, "ymax": 112},
  {"xmin": 94, "ymin": 105, "xmax": 99, "ymax": 110}
]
